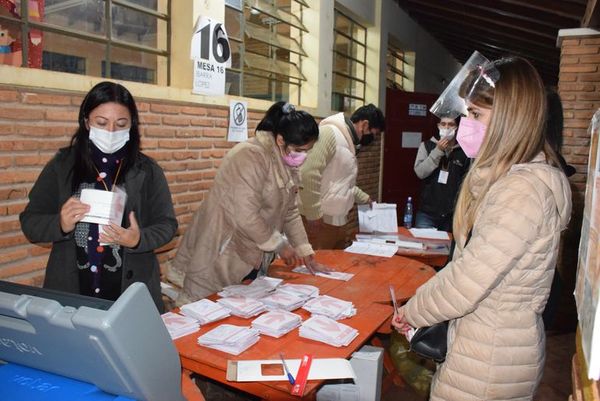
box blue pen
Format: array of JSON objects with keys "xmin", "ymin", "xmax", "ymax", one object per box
[{"xmin": 279, "ymin": 353, "xmax": 295, "ymax": 385}]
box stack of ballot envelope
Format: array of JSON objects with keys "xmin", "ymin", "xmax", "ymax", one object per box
[
  {"xmin": 260, "ymin": 290, "xmax": 306, "ymax": 311},
  {"xmin": 217, "ymin": 296, "xmax": 267, "ymax": 318},
  {"xmin": 277, "ymin": 283, "xmax": 319, "ymax": 299},
  {"xmin": 299, "ymin": 315, "xmax": 358, "ymax": 347},
  {"xmin": 302, "ymin": 295, "xmax": 357, "ymax": 320},
  {"xmin": 161, "ymin": 312, "xmax": 200, "ymax": 340},
  {"xmin": 197, "ymin": 324, "xmax": 260, "ymax": 355},
  {"xmin": 218, "ymin": 276, "xmax": 283, "ymax": 299},
  {"xmin": 180, "ymin": 298, "xmax": 231, "ymax": 324},
  {"xmin": 251, "ymin": 310, "xmax": 303, "ymax": 338}
]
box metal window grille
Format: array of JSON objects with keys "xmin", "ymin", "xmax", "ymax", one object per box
[
  {"xmin": 386, "ymin": 43, "xmax": 407, "ymax": 90},
  {"xmin": 331, "ymin": 9, "xmax": 366, "ymax": 113},
  {"xmin": 0, "ymin": 0, "xmax": 170, "ymax": 85},
  {"xmin": 225, "ymin": 0, "xmax": 307, "ymax": 104}
]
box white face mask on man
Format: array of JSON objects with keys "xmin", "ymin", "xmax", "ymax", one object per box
[
  {"xmin": 89, "ymin": 126, "xmax": 130, "ymax": 154},
  {"xmin": 438, "ymin": 127, "xmax": 456, "ymax": 139}
]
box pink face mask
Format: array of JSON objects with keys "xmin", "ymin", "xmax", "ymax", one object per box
[
  {"xmin": 282, "ymin": 151, "xmax": 307, "ymax": 167},
  {"xmin": 456, "ymin": 117, "xmax": 487, "ymax": 158}
]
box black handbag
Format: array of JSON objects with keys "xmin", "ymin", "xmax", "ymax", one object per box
[{"xmin": 409, "ymin": 320, "xmax": 449, "ymax": 362}]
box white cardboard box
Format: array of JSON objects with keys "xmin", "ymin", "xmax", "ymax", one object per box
[{"xmin": 316, "ymin": 345, "xmax": 383, "ymax": 401}]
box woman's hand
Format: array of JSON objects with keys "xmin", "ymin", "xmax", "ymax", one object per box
[
  {"xmin": 278, "ymin": 243, "xmax": 301, "ymax": 266},
  {"xmin": 302, "ymin": 254, "xmax": 335, "ymax": 275},
  {"xmin": 391, "ymin": 306, "xmax": 412, "ymax": 335},
  {"xmin": 60, "ymin": 197, "xmax": 91, "ymax": 233},
  {"xmin": 99, "ymin": 211, "xmax": 141, "ymax": 248}
]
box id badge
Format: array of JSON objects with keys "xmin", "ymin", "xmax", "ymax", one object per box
[{"xmin": 438, "ymin": 170, "xmax": 449, "ymax": 184}]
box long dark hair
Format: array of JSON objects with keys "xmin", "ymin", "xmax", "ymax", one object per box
[
  {"xmin": 70, "ymin": 81, "xmax": 140, "ymax": 192},
  {"xmin": 256, "ymin": 101, "xmax": 319, "ymax": 146}
]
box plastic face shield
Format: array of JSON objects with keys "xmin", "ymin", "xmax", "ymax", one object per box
[{"xmin": 430, "ymin": 51, "xmax": 500, "ymax": 120}]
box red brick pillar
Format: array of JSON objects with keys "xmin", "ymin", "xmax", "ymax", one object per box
[{"xmin": 557, "ymin": 29, "xmax": 600, "ymax": 328}]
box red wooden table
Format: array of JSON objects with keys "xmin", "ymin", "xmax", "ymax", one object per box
[{"xmin": 174, "ymin": 250, "xmax": 435, "ymax": 401}]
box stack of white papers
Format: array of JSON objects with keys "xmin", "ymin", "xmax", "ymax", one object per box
[
  {"xmin": 344, "ymin": 241, "xmax": 398, "ymax": 258},
  {"xmin": 292, "ymin": 265, "xmax": 354, "ymax": 281},
  {"xmin": 180, "ymin": 299, "xmax": 231, "ymax": 325},
  {"xmin": 302, "ymin": 295, "xmax": 356, "ymax": 320},
  {"xmin": 197, "ymin": 324, "xmax": 260, "ymax": 355},
  {"xmin": 409, "ymin": 228, "xmax": 450, "ymax": 240},
  {"xmin": 161, "ymin": 312, "xmax": 200, "ymax": 340},
  {"xmin": 299, "ymin": 315, "xmax": 358, "ymax": 347},
  {"xmin": 218, "ymin": 276, "xmax": 283, "ymax": 299},
  {"xmin": 355, "ymin": 233, "xmax": 425, "ymax": 250},
  {"xmin": 260, "ymin": 290, "xmax": 306, "ymax": 311},
  {"xmin": 217, "ymin": 296, "xmax": 267, "ymax": 318},
  {"xmin": 278, "ymin": 283, "xmax": 319, "ymax": 299},
  {"xmin": 251, "ymin": 310, "xmax": 302, "ymax": 338}
]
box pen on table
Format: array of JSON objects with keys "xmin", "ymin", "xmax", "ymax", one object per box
[{"xmin": 279, "ymin": 353, "xmax": 295, "ymax": 385}]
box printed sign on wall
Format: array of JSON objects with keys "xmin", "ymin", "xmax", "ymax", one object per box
[
  {"xmin": 190, "ymin": 16, "xmax": 232, "ymax": 96},
  {"xmin": 228, "ymin": 100, "xmax": 248, "ymax": 142}
]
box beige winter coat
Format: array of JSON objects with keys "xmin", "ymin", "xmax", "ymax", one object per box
[
  {"xmin": 173, "ymin": 131, "xmax": 313, "ymax": 302},
  {"xmin": 404, "ymin": 154, "xmax": 572, "ymax": 401}
]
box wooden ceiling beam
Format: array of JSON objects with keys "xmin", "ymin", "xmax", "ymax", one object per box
[
  {"xmin": 582, "ymin": 0, "xmax": 600, "ymax": 27},
  {"xmin": 402, "ymin": 0, "xmax": 558, "ymax": 40},
  {"xmin": 495, "ymin": 0, "xmax": 586, "ymax": 20}
]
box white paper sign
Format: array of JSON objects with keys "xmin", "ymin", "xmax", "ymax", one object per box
[
  {"xmin": 191, "ymin": 16, "xmax": 232, "ymax": 96},
  {"xmin": 401, "ymin": 131, "xmax": 422, "ymax": 148},
  {"xmin": 228, "ymin": 100, "xmax": 248, "ymax": 142},
  {"xmin": 358, "ymin": 203, "xmax": 398, "ymax": 233}
]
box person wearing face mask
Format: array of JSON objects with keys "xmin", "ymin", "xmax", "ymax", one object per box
[
  {"xmin": 20, "ymin": 81, "xmax": 177, "ymax": 312},
  {"xmin": 171, "ymin": 101, "xmax": 329, "ymax": 304},
  {"xmin": 298, "ymin": 104, "xmax": 385, "ymax": 249},
  {"xmin": 392, "ymin": 54, "xmax": 572, "ymax": 401},
  {"xmin": 413, "ymin": 115, "xmax": 470, "ymax": 232}
]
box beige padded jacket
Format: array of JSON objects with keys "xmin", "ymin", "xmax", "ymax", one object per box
[{"xmin": 404, "ymin": 154, "xmax": 572, "ymax": 401}]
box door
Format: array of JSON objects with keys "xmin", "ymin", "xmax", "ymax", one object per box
[{"xmin": 382, "ymin": 89, "xmax": 440, "ymax": 224}]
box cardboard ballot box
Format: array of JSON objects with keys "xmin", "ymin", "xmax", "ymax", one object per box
[{"xmin": 316, "ymin": 345, "xmax": 384, "ymax": 401}]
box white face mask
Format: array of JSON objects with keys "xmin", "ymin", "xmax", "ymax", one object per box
[
  {"xmin": 89, "ymin": 126, "xmax": 130, "ymax": 154},
  {"xmin": 439, "ymin": 127, "xmax": 456, "ymax": 139}
]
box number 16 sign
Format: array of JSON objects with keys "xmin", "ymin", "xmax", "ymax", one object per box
[{"xmin": 190, "ymin": 16, "xmax": 232, "ymax": 96}]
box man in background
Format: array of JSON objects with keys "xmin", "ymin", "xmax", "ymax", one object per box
[{"xmin": 299, "ymin": 104, "xmax": 385, "ymax": 249}]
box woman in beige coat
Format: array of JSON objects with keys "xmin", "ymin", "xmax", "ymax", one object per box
[
  {"xmin": 393, "ymin": 56, "xmax": 572, "ymax": 400},
  {"xmin": 173, "ymin": 102, "xmax": 326, "ymax": 303}
]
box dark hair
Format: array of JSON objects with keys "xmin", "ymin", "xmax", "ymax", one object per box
[
  {"xmin": 350, "ymin": 104, "xmax": 385, "ymax": 130},
  {"xmin": 70, "ymin": 81, "xmax": 140, "ymax": 192},
  {"xmin": 545, "ymin": 88, "xmax": 564, "ymax": 152},
  {"xmin": 256, "ymin": 101, "xmax": 319, "ymax": 146}
]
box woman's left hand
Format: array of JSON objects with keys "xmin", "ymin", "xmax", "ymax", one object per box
[
  {"xmin": 99, "ymin": 211, "xmax": 141, "ymax": 248},
  {"xmin": 391, "ymin": 306, "xmax": 412, "ymax": 335},
  {"xmin": 302, "ymin": 254, "xmax": 335, "ymax": 275}
]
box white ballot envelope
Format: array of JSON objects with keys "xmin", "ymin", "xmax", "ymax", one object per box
[{"xmin": 80, "ymin": 187, "xmax": 127, "ymax": 226}]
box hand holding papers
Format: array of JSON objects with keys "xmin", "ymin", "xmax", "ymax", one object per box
[
  {"xmin": 299, "ymin": 315, "xmax": 358, "ymax": 347},
  {"xmin": 358, "ymin": 203, "xmax": 398, "ymax": 233},
  {"xmin": 80, "ymin": 188, "xmax": 127, "ymax": 245},
  {"xmin": 198, "ymin": 324, "xmax": 260, "ymax": 355}
]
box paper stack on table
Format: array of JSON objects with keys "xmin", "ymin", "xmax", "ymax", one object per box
[
  {"xmin": 197, "ymin": 324, "xmax": 260, "ymax": 355},
  {"xmin": 302, "ymin": 295, "xmax": 356, "ymax": 320},
  {"xmin": 409, "ymin": 228, "xmax": 450, "ymax": 240},
  {"xmin": 251, "ymin": 310, "xmax": 302, "ymax": 338},
  {"xmin": 299, "ymin": 315, "xmax": 358, "ymax": 347},
  {"xmin": 344, "ymin": 241, "xmax": 398, "ymax": 258},
  {"xmin": 292, "ymin": 265, "xmax": 354, "ymax": 281},
  {"xmin": 161, "ymin": 312, "xmax": 200, "ymax": 340},
  {"xmin": 217, "ymin": 296, "xmax": 267, "ymax": 318},
  {"xmin": 180, "ymin": 298, "xmax": 231, "ymax": 324},
  {"xmin": 260, "ymin": 290, "xmax": 306, "ymax": 311},
  {"xmin": 278, "ymin": 283, "xmax": 319, "ymax": 299},
  {"xmin": 218, "ymin": 276, "xmax": 283, "ymax": 299}
]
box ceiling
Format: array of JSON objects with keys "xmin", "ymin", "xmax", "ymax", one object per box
[{"xmin": 393, "ymin": 0, "xmax": 595, "ymax": 86}]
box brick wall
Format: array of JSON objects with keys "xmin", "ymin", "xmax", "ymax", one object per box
[
  {"xmin": 557, "ymin": 34, "xmax": 600, "ymax": 328},
  {"xmin": 0, "ymin": 84, "xmax": 382, "ymax": 286}
]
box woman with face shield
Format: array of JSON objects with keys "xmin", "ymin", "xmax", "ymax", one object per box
[
  {"xmin": 171, "ymin": 101, "xmax": 330, "ymax": 305},
  {"xmin": 413, "ymin": 115, "xmax": 470, "ymax": 232},
  {"xmin": 20, "ymin": 81, "xmax": 178, "ymax": 312},
  {"xmin": 392, "ymin": 54, "xmax": 572, "ymax": 400}
]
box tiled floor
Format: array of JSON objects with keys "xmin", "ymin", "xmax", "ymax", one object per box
[{"xmin": 381, "ymin": 330, "xmax": 576, "ymax": 401}]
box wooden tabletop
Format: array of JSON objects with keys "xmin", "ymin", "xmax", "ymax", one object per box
[{"xmin": 175, "ymin": 250, "xmax": 435, "ymax": 401}]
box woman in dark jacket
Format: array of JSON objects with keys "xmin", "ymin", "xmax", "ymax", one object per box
[{"xmin": 20, "ymin": 81, "xmax": 177, "ymax": 312}]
